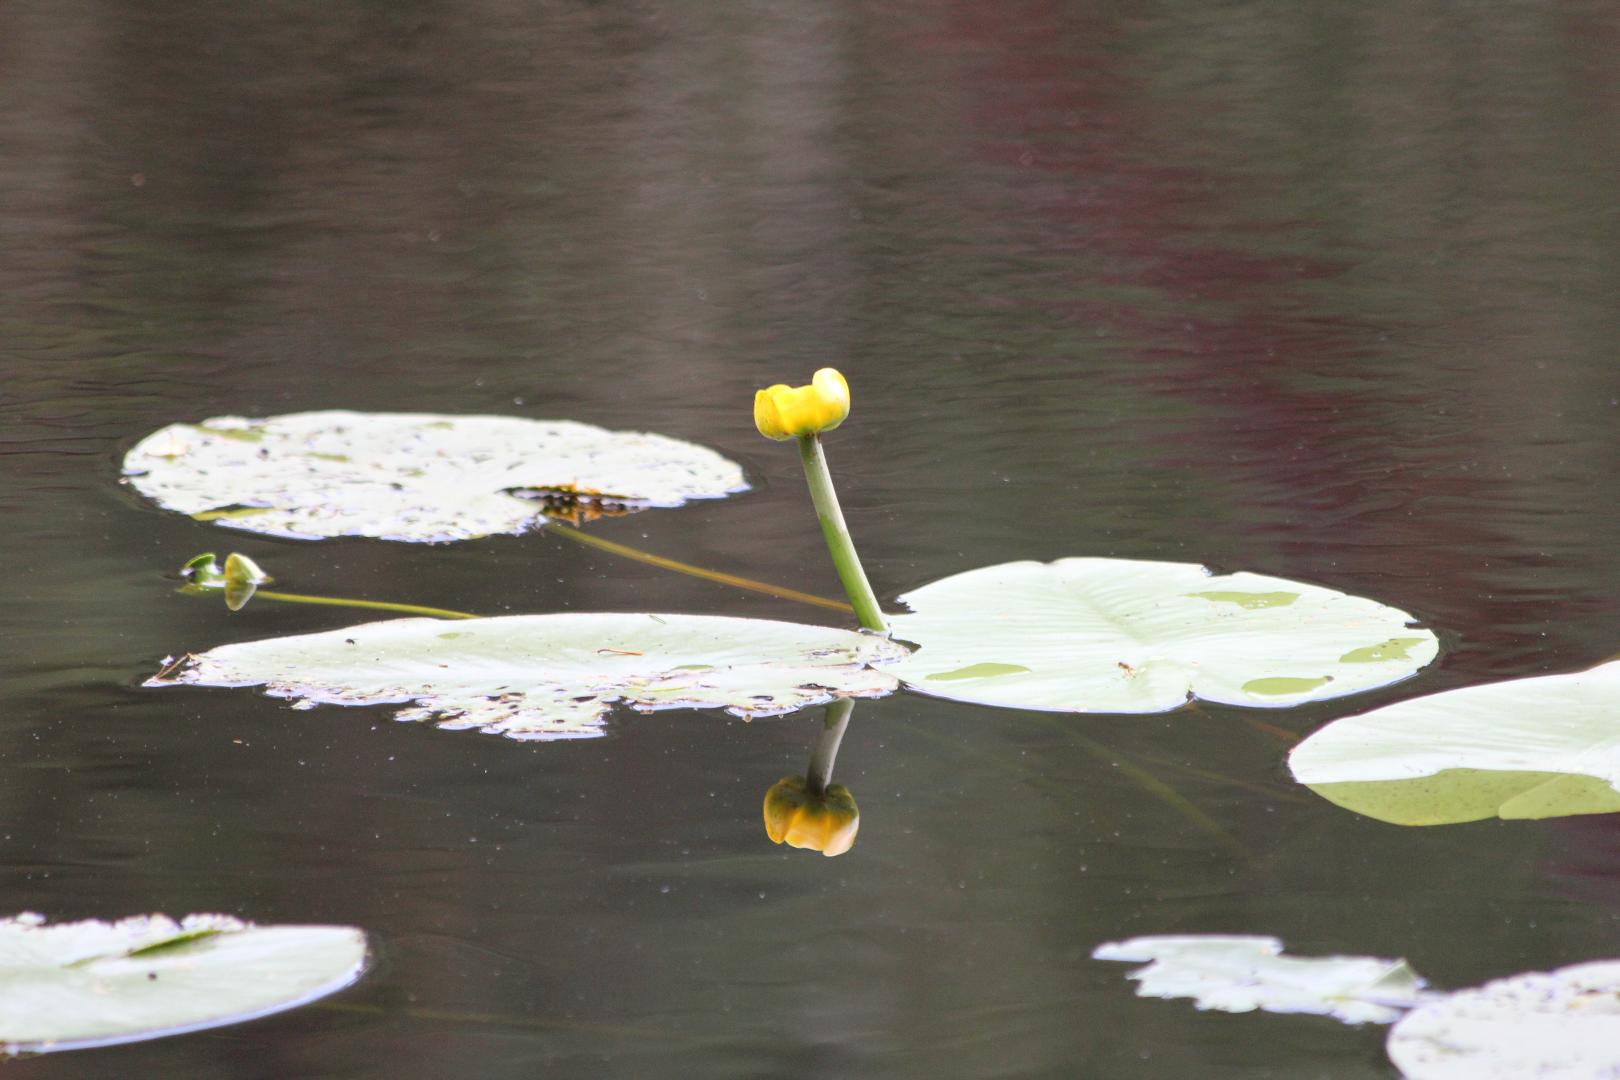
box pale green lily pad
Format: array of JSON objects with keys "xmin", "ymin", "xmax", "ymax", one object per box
[
  {"xmin": 1387, "ymin": 959, "xmax": 1620, "ymax": 1079},
  {"xmin": 1096, "ymin": 935, "xmax": 1620, "ymax": 1077},
  {"xmin": 1289, "ymin": 660, "xmax": 1620, "ymax": 825},
  {"xmin": 1093, "ymin": 935, "xmax": 1429, "ymax": 1025},
  {"xmin": 147, "ymin": 613, "xmax": 907, "ymax": 740},
  {"xmin": 122, "ymin": 411, "xmax": 747, "ymax": 542},
  {"xmin": 0, "ymin": 912, "xmax": 365, "ymax": 1055},
  {"xmin": 876, "ymin": 558, "xmax": 1437, "ymax": 712}
]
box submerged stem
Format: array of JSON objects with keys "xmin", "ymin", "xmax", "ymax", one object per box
[
  {"xmin": 796, "ymin": 434, "xmax": 886, "ymax": 632},
  {"xmin": 1064, "ymin": 728, "xmax": 1247, "ymax": 860},
  {"xmin": 249, "ymin": 590, "xmax": 480, "ymax": 620},
  {"xmin": 547, "ymin": 523, "xmax": 853, "ymax": 614}
]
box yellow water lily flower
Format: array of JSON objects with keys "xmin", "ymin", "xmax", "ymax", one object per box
[
  {"xmin": 763, "ymin": 775, "xmax": 859, "ymax": 857},
  {"xmin": 754, "ymin": 368, "xmax": 850, "ymax": 441}
]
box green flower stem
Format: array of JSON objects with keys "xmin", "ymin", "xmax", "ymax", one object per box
[
  {"xmin": 243, "ymin": 590, "xmax": 479, "ymax": 620},
  {"xmin": 805, "ymin": 698, "xmax": 854, "ymax": 797},
  {"xmin": 547, "ymin": 522, "xmax": 853, "ymax": 614},
  {"xmin": 797, "ymin": 434, "xmax": 886, "ymax": 632}
]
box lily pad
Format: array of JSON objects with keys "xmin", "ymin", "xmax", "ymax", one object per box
[
  {"xmin": 147, "ymin": 613, "xmax": 907, "ymax": 740},
  {"xmin": 1289, "ymin": 661, "xmax": 1620, "ymax": 825},
  {"xmin": 1093, "ymin": 935, "xmax": 1428, "ymax": 1025},
  {"xmin": 1096, "ymin": 935, "xmax": 1620, "ymax": 1078},
  {"xmin": 0, "ymin": 912, "xmax": 365, "ymax": 1055},
  {"xmin": 1387, "ymin": 959, "xmax": 1620, "ymax": 1079},
  {"xmin": 876, "ymin": 558, "xmax": 1437, "ymax": 712},
  {"xmin": 122, "ymin": 411, "xmax": 747, "ymax": 542}
]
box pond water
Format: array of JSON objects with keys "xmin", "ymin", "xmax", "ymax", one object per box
[{"xmin": 5, "ymin": 1, "xmax": 1620, "ymax": 1075}]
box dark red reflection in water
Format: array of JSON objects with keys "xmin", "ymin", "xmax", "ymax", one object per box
[{"xmin": 911, "ymin": 0, "xmax": 1610, "ymax": 678}]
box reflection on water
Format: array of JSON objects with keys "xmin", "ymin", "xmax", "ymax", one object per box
[
  {"xmin": 5, "ymin": 0, "xmax": 1620, "ymax": 1075},
  {"xmin": 763, "ymin": 699, "xmax": 860, "ymax": 858}
]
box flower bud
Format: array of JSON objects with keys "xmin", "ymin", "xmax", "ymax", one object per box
[
  {"xmin": 763, "ymin": 775, "xmax": 859, "ymax": 857},
  {"xmin": 754, "ymin": 368, "xmax": 850, "ymax": 441}
]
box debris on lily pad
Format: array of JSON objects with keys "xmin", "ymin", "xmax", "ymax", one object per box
[
  {"xmin": 1289, "ymin": 660, "xmax": 1620, "ymax": 825},
  {"xmin": 876, "ymin": 558, "xmax": 1437, "ymax": 713},
  {"xmin": 1386, "ymin": 959, "xmax": 1620, "ymax": 1079},
  {"xmin": 146, "ymin": 613, "xmax": 908, "ymax": 740},
  {"xmin": 122, "ymin": 411, "xmax": 748, "ymax": 542},
  {"xmin": 1093, "ymin": 935, "xmax": 1429, "ymax": 1025},
  {"xmin": 0, "ymin": 912, "xmax": 366, "ymax": 1055}
]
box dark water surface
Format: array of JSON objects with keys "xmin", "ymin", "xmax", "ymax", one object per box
[{"xmin": 5, "ymin": 2, "xmax": 1620, "ymax": 1076}]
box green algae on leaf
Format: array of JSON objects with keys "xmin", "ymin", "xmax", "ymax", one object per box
[
  {"xmin": 1185, "ymin": 591, "xmax": 1299, "ymax": 609},
  {"xmin": 122, "ymin": 411, "xmax": 747, "ymax": 542},
  {"xmin": 1290, "ymin": 660, "xmax": 1620, "ymax": 825},
  {"xmin": 876, "ymin": 558, "xmax": 1437, "ymax": 713},
  {"xmin": 1339, "ymin": 637, "xmax": 1431, "ymax": 664},
  {"xmin": 146, "ymin": 613, "xmax": 908, "ymax": 740},
  {"xmin": 1242, "ymin": 676, "xmax": 1332, "ymax": 696},
  {"xmin": 0, "ymin": 913, "xmax": 365, "ymax": 1055},
  {"xmin": 923, "ymin": 662, "xmax": 1033, "ymax": 682}
]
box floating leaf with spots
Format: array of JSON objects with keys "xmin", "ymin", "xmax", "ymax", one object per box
[
  {"xmin": 146, "ymin": 613, "xmax": 907, "ymax": 740},
  {"xmin": 122, "ymin": 411, "xmax": 747, "ymax": 542},
  {"xmin": 1095, "ymin": 933, "xmax": 1620, "ymax": 1078},
  {"xmin": 1290, "ymin": 660, "xmax": 1620, "ymax": 825},
  {"xmin": 0, "ymin": 913, "xmax": 365, "ymax": 1055},
  {"xmin": 1093, "ymin": 935, "xmax": 1429, "ymax": 1024},
  {"xmin": 874, "ymin": 558, "xmax": 1437, "ymax": 713},
  {"xmin": 1386, "ymin": 959, "xmax": 1620, "ymax": 1079}
]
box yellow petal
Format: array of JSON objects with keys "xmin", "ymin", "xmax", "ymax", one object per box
[
  {"xmin": 763, "ymin": 775, "xmax": 808, "ymax": 841},
  {"xmin": 809, "ymin": 368, "xmax": 849, "ymax": 425},
  {"xmin": 752, "ymin": 368, "xmax": 851, "ymax": 440},
  {"xmin": 754, "ymin": 386, "xmax": 793, "ymax": 441}
]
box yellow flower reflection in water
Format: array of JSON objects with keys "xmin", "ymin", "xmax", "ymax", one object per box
[{"xmin": 763, "ymin": 775, "xmax": 860, "ymax": 857}]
